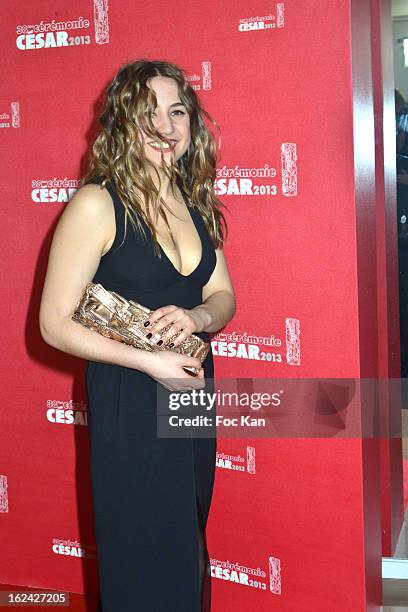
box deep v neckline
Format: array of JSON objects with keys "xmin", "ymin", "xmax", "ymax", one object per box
[{"xmin": 151, "ymin": 204, "xmax": 204, "ymax": 279}]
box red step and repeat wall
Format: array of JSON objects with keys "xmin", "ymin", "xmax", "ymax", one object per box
[{"xmin": 1, "ymin": 1, "xmax": 402, "ymax": 610}]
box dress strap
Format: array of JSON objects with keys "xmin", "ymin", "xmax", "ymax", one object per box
[{"xmin": 87, "ymin": 175, "xmax": 126, "ymax": 256}]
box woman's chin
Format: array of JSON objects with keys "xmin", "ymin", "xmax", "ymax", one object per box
[{"xmin": 147, "ymin": 155, "xmax": 180, "ymax": 170}]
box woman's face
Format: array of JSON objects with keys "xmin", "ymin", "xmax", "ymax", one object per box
[{"xmin": 140, "ymin": 75, "xmax": 191, "ymax": 168}]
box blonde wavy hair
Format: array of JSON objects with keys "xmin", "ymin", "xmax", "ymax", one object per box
[{"xmin": 80, "ymin": 58, "xmax": 228, "ymax": 256}]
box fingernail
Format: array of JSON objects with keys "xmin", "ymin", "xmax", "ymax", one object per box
[
  {"xmin": 144, "ymin": 321, "xmax": 150, "ymax": 327},
  {"xmin": 146, "ymin": 333, "xmax": 152, "ymax": 339},
  {"xmin": 169, "ymin": 342, "xmax": 174, "ymax": 348},
  {"xmin": 157, "ymin": 340, "xmax": 163, "ymax": 346}
]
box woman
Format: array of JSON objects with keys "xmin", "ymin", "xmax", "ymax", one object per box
[{"xmin": 39, "ymin": 59, "xmax": 236, "ymax": 611}]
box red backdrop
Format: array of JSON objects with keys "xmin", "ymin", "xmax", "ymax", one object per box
[{"xmin": 0, "ymin": 1, "xmax": 402, "ymax": 610}]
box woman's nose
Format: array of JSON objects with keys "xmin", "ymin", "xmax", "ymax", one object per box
[{"xmin": 154, "ymin": 112, "xmax": 175, "ymax": 134}]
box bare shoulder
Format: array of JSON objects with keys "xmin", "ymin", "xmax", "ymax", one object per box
[
  {"xmin": 62, "ymin": 182, "xmax": 116, "ymax": 256},
  {"xmin": 70, "ymin": 181, "xmax": 113, "ymax": 212}
]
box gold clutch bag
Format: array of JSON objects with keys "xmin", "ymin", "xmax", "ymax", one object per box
[{"xmin": 71, "ymin": 282, "xmax": 209, "ymax": 376}]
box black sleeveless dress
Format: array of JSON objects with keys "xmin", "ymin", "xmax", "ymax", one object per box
[{"xmin": 85, "ymin": 176, "xmax": 217, "ymax": 612}]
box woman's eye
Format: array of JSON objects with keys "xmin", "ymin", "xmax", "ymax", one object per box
[{"xmin": 144, "ymin": 109, "xmax": 186, "ymax": 117}]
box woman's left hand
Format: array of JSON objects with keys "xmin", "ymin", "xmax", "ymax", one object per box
[{"xmin": 144, "ymin": 305, "xmax": 204, "ymax": 348}]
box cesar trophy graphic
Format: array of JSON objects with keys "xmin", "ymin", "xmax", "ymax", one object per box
[
  {"xmin": 286, "ymin": 318, "xmax": 300, "ymax": 366},
  {"xmin": 94, "ymin": 0, "xmax": 109, "ymax": 44},
  {"xmin": 0, "ymin": 475, "xmax": 9, "ymax": 513},
  {"xmin": 281, "ymin": 143, "xmax": 297, "ymax": 196}
]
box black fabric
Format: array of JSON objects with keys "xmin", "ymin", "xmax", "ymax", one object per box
[{"xmin": 85, "ymin": 176, "xmax": 217, "ymax": 611}]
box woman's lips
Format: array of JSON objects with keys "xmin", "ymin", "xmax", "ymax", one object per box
[{"xmin": 148, "ymin": 141, "xmax": 177, "ymax": 153}]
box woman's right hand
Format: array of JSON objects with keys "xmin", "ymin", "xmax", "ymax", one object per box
[{"xmin": 139, "ymin": 350, "xmax": 206, "ymax": 391}]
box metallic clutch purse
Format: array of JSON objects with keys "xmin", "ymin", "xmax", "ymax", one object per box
[{"xmin": 71, "ymin": 282, "xmax": 209, "ymax": 376}]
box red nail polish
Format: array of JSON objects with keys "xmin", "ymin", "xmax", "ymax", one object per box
[
  {"xmin": 157, "ymin": 340, "xmax": 163, "ymax": 346},
  {"xmin": 144, "ymin": 321, "xmax": 150, "ymax": 327},
  {"xmin": 169, "ymin": 343, "xmax": 174, "ymax": 348},
  {"xmin": 146, "ymin": 333, "xmax": 152, "ymax": 339}
]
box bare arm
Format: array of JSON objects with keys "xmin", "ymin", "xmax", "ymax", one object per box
[
  {"xmin": 191, "ymin": 248, "xmax": 236, "ymax": 333},
  {"xmin": 39, "ymin": 183, "xmax": 157, "ymax": 372}
]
